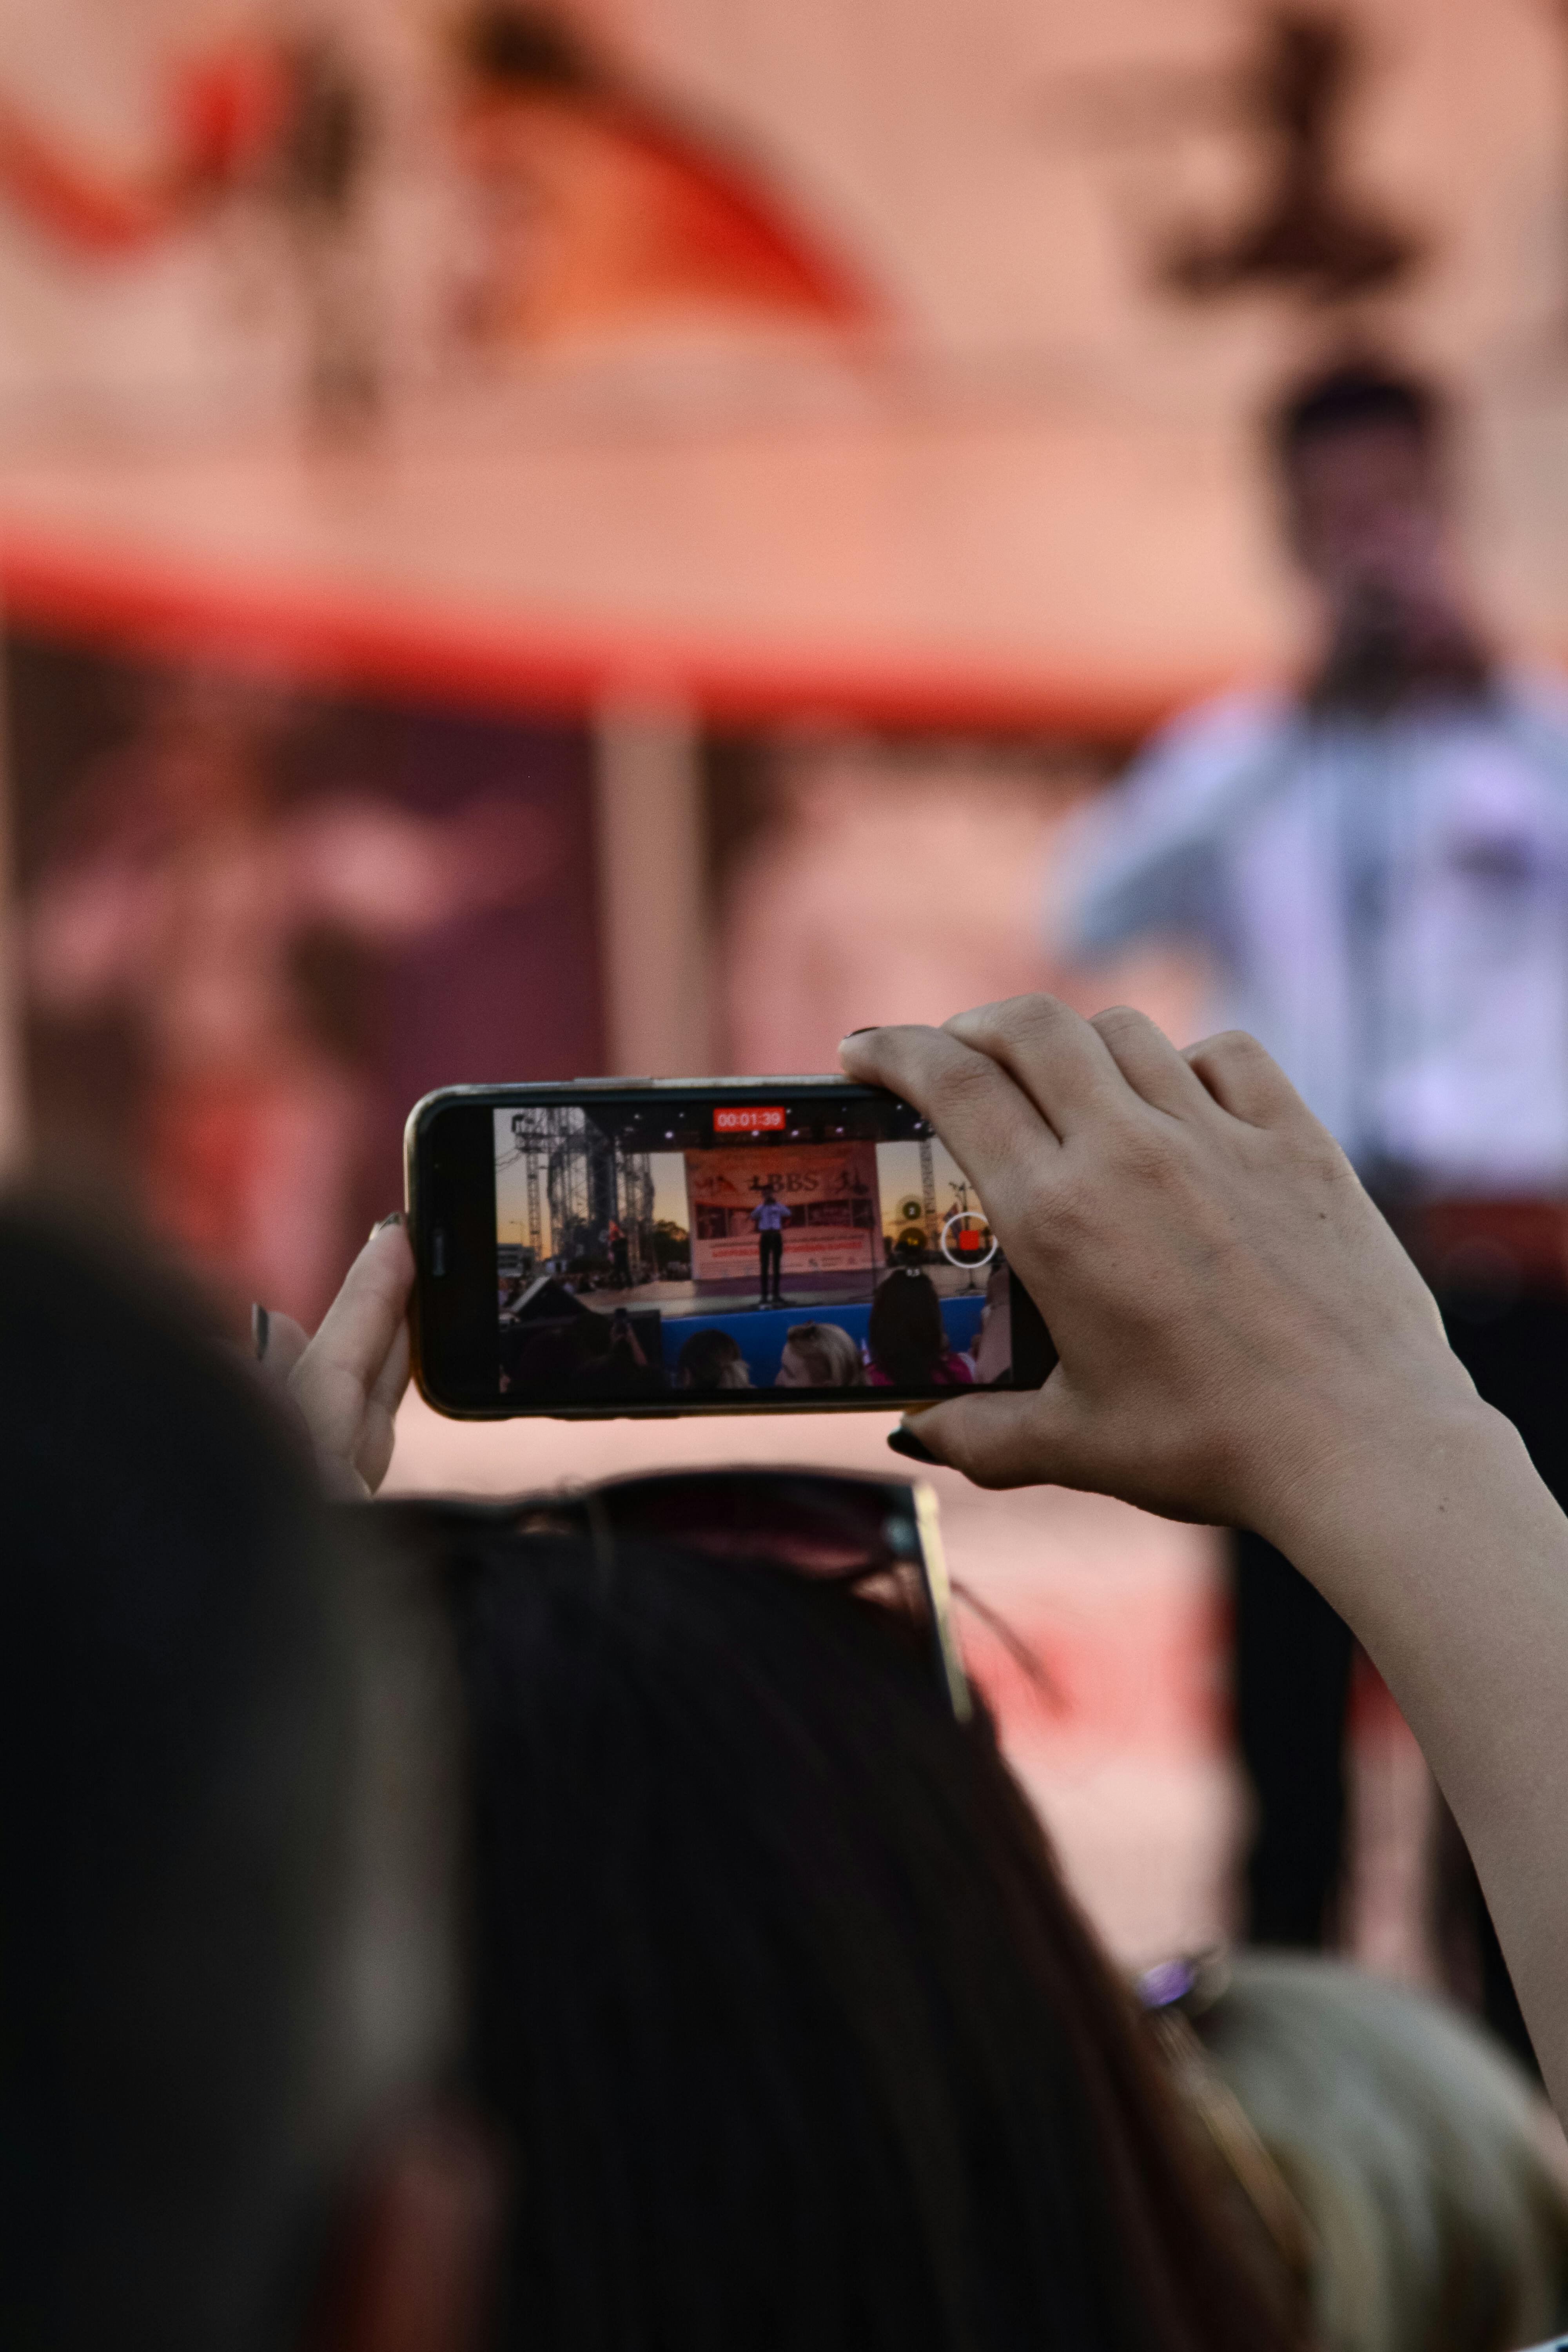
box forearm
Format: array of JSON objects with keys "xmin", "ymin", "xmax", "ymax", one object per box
[
  {"xmin": 1265, "ymin": 1400, "xmax": 1568, "ymax": 2108},
  {"xmin": 837, "ymin": 995, "xmax": 1568, "ymax": 2120}
]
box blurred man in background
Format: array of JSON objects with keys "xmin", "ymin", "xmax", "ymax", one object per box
[{"xmin": 1057, "ymin": 359, "xmax": 1568, "ymax": 2060}]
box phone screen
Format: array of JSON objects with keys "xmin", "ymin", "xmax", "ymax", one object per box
[
  {"xmin": 411, "ymin": 1082, "xmax": 1053, "ymax": 1414},
  {"xmin": 492, "ymin": 1092, "xmax": 1012, "ymax": 1405},
  {"xmin": 401, "ymin": 1080, "xmax": 1051, "ymax": 1413}
]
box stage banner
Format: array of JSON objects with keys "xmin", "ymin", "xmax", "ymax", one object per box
[
  {"xmin": 683, "ymin": 1140, "xmax": 879, "ymax": 1283},
  {"xmin": 2, "ymin": 1, "xmax": 1567, "ymax": 700}
]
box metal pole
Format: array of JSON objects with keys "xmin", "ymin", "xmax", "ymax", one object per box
[
  {"xmin": 919, "ymin": 1138, "xmax": 936, "ymax": 1251},
  {"xmin": 593, "ymin": 698, "xmax": 711, "ymax": 1076}
]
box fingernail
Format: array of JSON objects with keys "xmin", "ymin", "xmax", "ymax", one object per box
[
  {"xmin": 887, "ymin": 1423, "xmax": 938, "ymax": 1465},
  {"xmin": 251, "ymin": 1302, "xmax": 270, "ymax": 1363},
  {"xmin": 370, "ymin": 1210, "xmax": 405, "ymax": 1238},
  {"xmin": 840, "ymin": 1027, "xmax": 878, "ymax": 1042}
]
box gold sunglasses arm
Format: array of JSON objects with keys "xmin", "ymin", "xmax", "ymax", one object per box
[{"xmin": 910, "ymin": 1481, "xmax": 973, "ymax": 1725}]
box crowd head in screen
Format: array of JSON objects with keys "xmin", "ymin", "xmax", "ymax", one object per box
[
  {"xmin": 867, "ymin": 1266, "xmax": 975, "ymax": 1389},
  {"xmin": 776, "ymin": 1318, "xmax": 864, "ymax": 1387},
  {"xmin": 676, "ymin": 1325, "xmax": 752, "ymax": 1390},
  {"xmin": 969, "ymin": 1257, "xmax": 1012, "ymax": 1385}
]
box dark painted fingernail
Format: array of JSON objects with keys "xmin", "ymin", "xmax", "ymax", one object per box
[
  {"xmin": 370, "ymin": 1210, "xmax": 405, "ymax": 1237},
  {"xmin": 887, "ymin": 1423, "xmax": 938, "ymax": 1465},
  {"xmin": 251, "ymin": 1302, "xmax": 270, "ymax": 1362}
]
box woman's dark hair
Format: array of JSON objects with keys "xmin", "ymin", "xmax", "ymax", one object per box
[
  {"xmin": 0, "ymin": 1207, "xmax": 368, "ymax": 2351},
  {"xmin": 1270, "ymin": 358, "xmax": 1444, "ymax": 471},
  {"xmin": 676, "ymin": 1327, "xmax": 749, "ymax": 1390},
  {"xmin": 867, "ymin": 1267, "xmax": 947, "ymax": 1386},
  {"xmin": 449, "ymin": 1533, "xmax": 1298, "ymax": 2352}
]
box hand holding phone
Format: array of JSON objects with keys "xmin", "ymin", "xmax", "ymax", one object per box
[{"xmin": 839, "ymin": 999, "xmax": 1462, "ymax": 1528}]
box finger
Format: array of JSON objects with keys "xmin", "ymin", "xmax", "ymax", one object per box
[
  {"xmin": 232, "ymin": 1310, "xmax": 312, "ymax": 1451},
  {"xmin": 889, "ymin": 1383, "xmax": 1085, "ymax": 1493},
  {"xmin": 943, "ymin": 995, "xmax": 1133, "ymax": 1138},
  {"xmin": 310, "ymin": 1218, "xmax": 415, "ymax": 1388},
  {"xmin": 366, "ymin": 1312, "xmax": 412, "ymax": 1420},
  {"xmin": 1182, "ymin": 1030, "xmax": 1301, "ymax": 1127},
  {"xmin": 353, "ymin": 1318, "xmax": 412, "ymax": 1494},
  {"xmin": 838, "ymin": 1023, "xmax": 1053, "ymax": 1216},
  {"xmin": 1089, "ymin": 1005, "xmax": 1216, "ymax": 1122},
  {"xmin": 289, "ymin": 1219, "xmax": 415, "ymax": 1464}
]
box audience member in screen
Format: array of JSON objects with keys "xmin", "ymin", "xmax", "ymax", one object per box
[
  {"xmin": 676, "ymin": 1325, "xmax": 753, "ymax": 1391},
  {"xmin": 574, "ymin": 1307, "xmax": 670, "ymax": 1397},
  {"xmin": 866, "ymin": 1267, "xmax": 976, "ymax": 1390},
  {"xmin": 776, "ymin": 1319, "xmax": 866, "ymax": 1387},
  {"xmin": 503, "ymin": 1316, "xmax": 588, "ymax": 1394},
  {"xmin": 968, "ymin": 1258, "xmax": 1012, "ymax": 1385}
]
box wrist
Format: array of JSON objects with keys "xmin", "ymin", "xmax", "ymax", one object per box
[{"xmin": 1248, "ymin": 1382, "xmax": 1516, "ymax": 1569}]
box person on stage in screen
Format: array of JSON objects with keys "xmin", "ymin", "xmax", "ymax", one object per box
[
  {"xmin": 1056, "ymin": 355, "xmax": 1568, "ymax": 2062},
  {"xmin": 602, "ymin": 1216, "xmax": 632, "ymax": 1289},
  {"xmin": 750, "ymin": 1184, "xmax": 789, "ymax": 1306}
]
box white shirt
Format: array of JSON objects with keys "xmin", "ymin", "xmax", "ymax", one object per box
[
  {"xmin": 1056, "ymin": 675, "xmax": 1568, "ymax": 1195},
  {"xmin": 750, "ymin": 1199, "xmax": 790, "ymax": 1230}
]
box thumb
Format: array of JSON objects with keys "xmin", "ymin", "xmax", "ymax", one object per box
[
  {"xmin": 898, "ymin": 1381, "xmax": 1082, "ymax": 1491},
  {"xmin": 289, "ymin": 1219, "xmax": 414, "ymax": 1468}
]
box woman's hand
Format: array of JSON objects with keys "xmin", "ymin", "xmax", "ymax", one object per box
[
  {"xmin": 254, "ymin": 1214, "xmax": 415, "ymax": 1499},
  {"xmin": 841, "ymin": 996, "xmax": 1483, "ymax": 1544},
  {"xmin": 847, "ymin": 994, "xmax": 1568, "ymax": 2123}
]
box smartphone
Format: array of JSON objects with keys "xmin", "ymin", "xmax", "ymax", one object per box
[{"xmin": 406, "ymin": 1078, "xmax": 1055, "ymax": 1417}]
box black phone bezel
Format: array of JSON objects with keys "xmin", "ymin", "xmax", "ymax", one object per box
[{"xmin": 405, "ymin": 1079, "xmax": 1056, "ymax": 1419}]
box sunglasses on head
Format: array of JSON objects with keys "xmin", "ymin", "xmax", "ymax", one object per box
[{"xmin": 368, "ymin": 1467, "xmax": 971, "ymax": 1724}]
